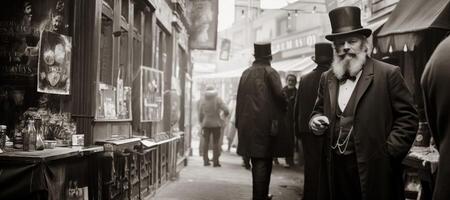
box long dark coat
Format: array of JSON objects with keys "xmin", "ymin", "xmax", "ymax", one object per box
[
  {"xmin": 421, "ymin": 36, "xmax": 450, "ymax": 200},
  {"xmin": 274, "ymin": 86, "xmax": 296, "ymax": 158},
  {"xmin": 235, "ymin": 61, "xmax": 287, "ymax": 158},
  {"xmin": 294, "ymin": 65, "xmax": 329, "ymax": 200},
  {"xmin": 311, "ymin": 57, "xmax": 418, "ymax": 200}
]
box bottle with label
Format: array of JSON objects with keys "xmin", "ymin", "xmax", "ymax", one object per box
[{"xmin": 414, "ymin": 122, "xmax": 431, "ymax": 147}]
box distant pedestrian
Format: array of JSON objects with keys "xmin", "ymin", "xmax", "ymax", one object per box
[
  {"xmin": 421, "ymin": 36, "xmax": 450, "ymax": 200},
  {"xmin": 294, "ymin": 42, "xmax": 333, "ymax": 200},
  {"xmin": 236, "ymin": 42, "xmax": 287, "ymax": 200},
  {"xmin": 198, "ymin": 86, "xmax": 229, "ymax": 167},
  {"xmin": 275, "ymin": 74, "xmax": 297, "ymax": 168},
  {"xmin": 309, "ymin": 6, "xmax": 418, "ymax": 200}
]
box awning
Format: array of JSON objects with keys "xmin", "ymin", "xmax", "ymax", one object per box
[
  {"xmin": 194, "ymin": 57, "xmax": 316, "ymax": 79},
  {"xmin": 272, "ymin": 57, "xmax": 312, "ymax": 72},
  {"xmin": 193, "ymin": 67, "xmax": 245, "ymax": 79},
  {"xmin": 376, "ymin": 0, "xmax": 450, "ymax": 53}
]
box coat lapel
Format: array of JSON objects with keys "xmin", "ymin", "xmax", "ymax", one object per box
[
  {"xmin": 353, "ymin": 58, "xmax": 374, "ymax": 115},
  {"xmin": 328, "ymin": 74, "xmax": 338, "ymax": 116}
]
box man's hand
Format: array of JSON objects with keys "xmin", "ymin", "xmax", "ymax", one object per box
[{"xmin": 310, "ymin": 115, "xmax": 330, "ymax": 135}]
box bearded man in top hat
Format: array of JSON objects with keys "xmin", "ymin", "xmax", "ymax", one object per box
[
  {"xmin": 295, "ymin": 42, "xmax": 333, "ymax": 200},
  {"xmin": 309, "ymin": 6, "xmax": 418, "ymax": 200},
  {"xmin": 236, "ymin": 42, "xmax": 287, "ymax": 200}
]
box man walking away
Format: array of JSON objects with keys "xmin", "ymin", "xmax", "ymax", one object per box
[
  {"xmin": 236, "ymin": 42, "xmax": 287, "ymax": 200},
  {"xmin": 199, "ymin": 86, "xmax": 229, "ymax": 167}
]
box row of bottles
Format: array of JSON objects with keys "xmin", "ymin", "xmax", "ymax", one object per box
[{"xmin": 15, "ymin": 119, "xmax": 45, "ymax": 151}]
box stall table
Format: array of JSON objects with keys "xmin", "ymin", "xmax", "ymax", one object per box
[
  {"xmin": 403, "ymin": 146, "xmax": 439, "ymax": 200},
  {"xmin": 0, "ymin": 146, "xmax": 104, "ymax": 200}
]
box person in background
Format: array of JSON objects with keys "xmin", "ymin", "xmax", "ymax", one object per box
[
  {"xmin": 198, "ymin": 86, "xmax": 229, "ymax": 167},
  {"xmin": 295, "ymin": 42, "xmax": 333, "ymax": 200},
  {"xmin": 273, "ymin": 74, "xmax": 297, "ymax": 168},
  {"xmin": 421, "ymin": 36, "xmax": 450, "ymax": 200},
  {"xmin": 309, "ymin": 6, "xmax": 418, "ymax": 200},
  {"xmin": 236, "ymin": 42, "xmax": 287, "ymax": 200}
]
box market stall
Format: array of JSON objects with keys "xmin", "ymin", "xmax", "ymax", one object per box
[
  {"xmin": 0, "ymin": 146, "xmax": 103, "ymax": 200},
  {"xmin": 374, "ymin": 0, "xmax": 450, "ymax": 199}
]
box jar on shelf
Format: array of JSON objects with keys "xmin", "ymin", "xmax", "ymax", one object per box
[{"xmin": 0, "ymin": 125, "xmax": 7, "ymax": 150}]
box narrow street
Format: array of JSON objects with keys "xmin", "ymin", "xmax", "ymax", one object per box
[{"xmin": 155, "ymin": 140, "xmax": 304, "ymax": 200}]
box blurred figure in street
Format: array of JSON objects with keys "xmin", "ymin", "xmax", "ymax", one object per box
[
  {"xmin": 295, "ymin": 42, "xmax": 333, "ymax": 200},
  {"xmin": 273, "ymin": 74, "xmax": 297, "ymax": 168},
  {"xmin": 236, "ymin": 42, "xmax": 287, "ymax": 200},
  {"xmin": 421, "ymin": 36, "xmax": 450, "ymax": 200},
  {"xmin": 309, "ymin": 6, "xmax": 418, "ymax": 200},
  {"xmin": 198, "ymin": 86, "xmax": 229, "ymax": 167}
]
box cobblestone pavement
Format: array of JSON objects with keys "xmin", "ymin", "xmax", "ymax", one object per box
[{"xmin": 154, "ymin": 144, "xmax": 304, "ymax": 200}]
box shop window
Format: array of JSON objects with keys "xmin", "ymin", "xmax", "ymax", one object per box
[
  {"xmin": 118, "ymin": 29, "xmax": 129, "ymax": 83},
  {"xmin": 143, "ymin": 11, "xmax": 152, "ymax": 66},
  {"xmin": 96, "ymin": 3, "xmax": 131, "ymax": 121},
  {"xmin": 100, "ymin": 15, "xmax": 113, "ymax": 85}
]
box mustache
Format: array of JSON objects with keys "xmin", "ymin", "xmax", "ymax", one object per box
[{"xmin": 337, "ymin": 52, "xmax": 357, "ymax": 59}]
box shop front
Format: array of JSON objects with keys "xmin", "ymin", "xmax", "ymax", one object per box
[
  {"xmin": 0, "ymin": 0, "xmax": 191, "ymax": 199},
  {"xmin": 0, "ymin": 0, "xmax": 105, "ymax": 199},
  {"xmin": 373, "ymin": 0, "xmax": 450, "ymax": 198}
]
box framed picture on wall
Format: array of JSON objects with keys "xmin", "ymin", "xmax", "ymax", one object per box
[
  {"xmin": 140, "ymin": 66, "xmax": 163, "ymax": 122},
  {"xmin": 37, "ymin": 30, "xmax": 72, "ymax": 95}
]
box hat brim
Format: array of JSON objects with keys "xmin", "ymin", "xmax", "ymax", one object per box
[{"xmin": 325, "ymin": 28, "xmax": 372, "ymax": 41}]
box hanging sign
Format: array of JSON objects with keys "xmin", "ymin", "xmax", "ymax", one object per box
[{"xmin": 188, "ymin": 0, "xmax": 218, "ymax": 50}]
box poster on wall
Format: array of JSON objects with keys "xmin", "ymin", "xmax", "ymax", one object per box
[
  {"xmin": 0, "ymin": 0, "xmax": 72, "ymax": 78},
  {"xmin": 188, "ymin": 0, "xmax": 218, "ymax": 50},
  {"xmin": 141, "ymin": 66, "xmax": 163, "ymax": 122},
  {"xmin": 37, "ymin": 30, "xmax": 72, "ymax": 95}
]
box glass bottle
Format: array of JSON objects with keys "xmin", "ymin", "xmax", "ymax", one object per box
[
  {"xmin": 23, "ymin": 119, "xmax": 37, "ymax": 151},
  {"xmin": 0, "ymin": 125, "xmax": 7, "ymax": 150}
]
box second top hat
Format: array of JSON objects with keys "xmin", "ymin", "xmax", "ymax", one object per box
[
  {"xmin": 325, "ymin": 6, "xmax": 372, "ymax": 41},
  {"xmin": 311, "ymin": 42, "xmax": 333, "ymax": 64},
  {"xmin": 253, "ymin": 42, "xmax": 272, "ymax": 59}
]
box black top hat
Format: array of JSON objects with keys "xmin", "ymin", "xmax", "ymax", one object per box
[
  {"xmin": 325, "ymin": 6, "xmax": 372, "ymax": 41},
  {"xmin": 253, "ymin": 42, "xmax": 272, "ymax": 59},
  {"xmin": 311, "ymin": 42, "xmax": 333, "ymax": 64}
]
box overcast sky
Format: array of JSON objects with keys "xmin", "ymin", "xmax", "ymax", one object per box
[{"xmin": 218, "ymin": 0, "xmax": 298, "ymax": 31}]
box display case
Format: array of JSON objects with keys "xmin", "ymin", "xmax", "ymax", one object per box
[{"xmin": 94, "ymin": 0, "xmax": 134, "ymax": 141}]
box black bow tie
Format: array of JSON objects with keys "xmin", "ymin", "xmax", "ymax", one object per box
[{"xmin": 339, "ymin": 72, "xmax": 357, "ymax": 83}]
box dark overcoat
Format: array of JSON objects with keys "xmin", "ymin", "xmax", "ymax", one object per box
[
  {"xmin": 235, "ymin": 62, "xmax": 287, "ymax": 158},
  {"xmin": 421, "ymin": 36, "xmax": 450, "ymax": 200},
  {"xmin": 273, "ymin": 86, "xmax": 296, "ymax": 158},
  {"xmin": 311, "ymin": 57, "xmax": 418, "ymax": 200},
  {"xmin": 294, "ymin": 65, "xmax": 329, "ymax": 200}
]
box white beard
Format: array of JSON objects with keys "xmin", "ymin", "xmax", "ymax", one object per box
[{"xmin": 332, "ymin": 51, "xmax": 367, "ymax": 80}]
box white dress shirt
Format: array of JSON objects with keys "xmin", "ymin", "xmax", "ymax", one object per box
[{"xmin": 338, "ymin": 70, "xmax": 363, "ymax": 111}]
